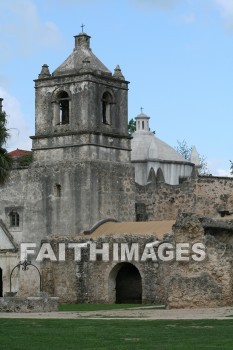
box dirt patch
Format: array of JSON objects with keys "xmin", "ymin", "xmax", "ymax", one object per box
[{"xmin": 1, "ymin": 306, "xmax": 233, "ymax": 320}]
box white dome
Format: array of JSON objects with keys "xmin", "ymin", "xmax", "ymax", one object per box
[
  {"xmin": 131, "ymin": 111, "xmax": 188, "ymax": 163},
  {"xmin": 131, "ymin": 111, "xmax": 194, "ymax": 185},
  {"xmin": 131, "ymin": 131, "xmax": 188, "ymax": 162}
]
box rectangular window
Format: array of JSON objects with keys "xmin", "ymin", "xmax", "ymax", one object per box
[{"xmin": 10, "ymin": 212, "xmax": 20, "ymax": 227}]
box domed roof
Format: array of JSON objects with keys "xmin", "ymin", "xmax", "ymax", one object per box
[
  {"xmin": 131, "ymin": 133, "xmax": 188, "ymax": 162},
  {"xmin": 52, "ymin": 32, "xmax": 111, "ymax": 77},
  {"xmin": 135, "ymin": 112, "xmax": 150, "ymax": 120},
  {"xmin": 131, "ymin": 112, "xmax": 190, "ymax": 163}
]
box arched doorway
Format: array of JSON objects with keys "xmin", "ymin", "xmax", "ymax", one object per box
[
  {"xmin": 112, "ymin": 263, "xmax": 142, "ymax": 304},
  {"xmin": 0, "ymin": 268, "xmax": 3, "ymax": 297}
]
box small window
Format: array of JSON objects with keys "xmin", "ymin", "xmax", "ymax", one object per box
[
  {"xmin": 96, "ymin": 254, "xmax": 103, "ymax": 262},
  {"xmin": 142, "ymin": 121, "xmax": 144, "ymax": 130},
  {"xmin": 102, "ymin": 92, "xmax": 112, "ymax": 125},
  {"xmin": 10, "ymin": 211, "xmax": 19, "ymax": 227},
  {"xmin": 55, "ymin": 184, "xmax": 61, "ymax": 197},
  {"xmin": 57, "ymin": 91, "xmax": 70, "ymax": 125}
]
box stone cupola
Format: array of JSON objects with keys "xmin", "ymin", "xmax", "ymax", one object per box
[
  {"xmin": 135, "ymin": 111, "xmax": 151, "ymax": 133},
  {"xmin": 52, "ymin": 32, "xmax": 111, "ymax": 77}
]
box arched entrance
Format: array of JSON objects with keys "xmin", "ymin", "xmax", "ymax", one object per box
[
  {"xmin": 109, "ymin": 263, "xmax": 142, "ymax": 304},
  {"xmin": 0, "ymin": 268, "xmax": 3, "ymax": 297}
]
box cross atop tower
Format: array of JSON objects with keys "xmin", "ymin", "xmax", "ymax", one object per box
[
  {"xmin": 140, "ymin": 107, "xmax": 144, "ymax": 114},
  {"xmin": 81, "ymin": 24, "xmax": 85, "ymax": 32}
]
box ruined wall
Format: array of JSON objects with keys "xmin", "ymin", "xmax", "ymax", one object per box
[
  {"xmin": 0, "ymin": 293, "xmax": 59, "ymax": 312},
  {"xmin": 40, "ymin": 215, "xmax": 233, "ymax": 307},
  {"xmin": 41, "ymin": 234, "xmax": 161, "ymax": 304},
  {"xmin": 160, "ymin": 214, "xmax": 233, "ymax": 308},
  {"xmin": 136, "ymin": 176, "xmax": 233, "ymax": 221},
  {"xmin": 195, "ymin": 176, "xmax": 233, "ymax": 216},
  {"xmin": 82, "ymin": 235, "xmax": 160, "ymax": 304}
]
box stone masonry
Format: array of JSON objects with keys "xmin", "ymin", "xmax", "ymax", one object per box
[{"xmin": 1, "ymin": 31, "xmax": 233, "ymax": 308}]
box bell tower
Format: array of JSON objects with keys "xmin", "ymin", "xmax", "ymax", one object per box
[
  {"xmin": 32, "ymin": 32, "xmax": 130, "ymax": 164},
  {"xmin": 31, "ymin": 32, "xmax": 135, "ymax": 234}
]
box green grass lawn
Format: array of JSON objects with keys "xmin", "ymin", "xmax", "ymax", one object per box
[
  {"xmin": 58, "ymin": 303, "xmax": 161, "ymax": 311},
  {"xmin": 0, "ymin": 319, "xmax": 233, "ymax": 350}
]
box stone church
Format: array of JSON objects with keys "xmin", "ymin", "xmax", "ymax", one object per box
[{"xmin": 1, "ymin": 32, "xmax": 233, "ymax": 308}]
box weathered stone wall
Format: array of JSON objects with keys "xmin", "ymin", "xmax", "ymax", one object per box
[
  {"xmin": 0, "ymin": 158, "xmax": 135, "ymax": 297},
  {"xmin": 2, "ymin": 165, "xmax": 233, "ymax": 304},
  {"xmin": 0, "ymin": 160, "xmax": 135, "ymax": 239},
  {"xmin": 136, "ymin": 176, "xmax": 233, "ymax": 221},
  {"xmin": 82, "ymin": 235, "xmax": 161, "ymax": 304},
  {"xmin": 195, "ymin": 177, "xmax": 233, "ymax": 216},
  {"xmin": 0, "ymin": 293, "xmax": 59, "ymax": 312},
  {"xmin": 34, "ymin": 74, "xmax": 129, "ymax": 138},
  {"xmin": 136, "ymin": 179, "xmax": 195, "ymax": 220},
  {"xmin": 161, "ymin": 214, "xmax": 233, "ymax": 308},
  {"xmin": 41, "ymin": 235, "xmax": 162, "ymax": 304},
  {"xmin": 40, "ymin": 215, "xmax": 233, "ymax": 307},
  {"xmin": 0, "ymin": 253, "xmax": 19, "ymax": 296}
]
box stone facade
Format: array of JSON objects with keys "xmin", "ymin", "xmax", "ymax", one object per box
[
  {"xmin": 40, "ymin": 214, "xmax": 233, "ymax": 307},
  {"xmin": 0, "ymin": 31, "xmax": 233, "ymax": 309},
  {"xmin": 41, "ymin": 234, "xmax": 161, "ymax": 304},
  {"xmin": 0, "ymin": 32, "xmax": 135, "ymax": 298}
]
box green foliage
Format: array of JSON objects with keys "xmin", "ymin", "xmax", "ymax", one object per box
[
  {"xmin": 0, "ymin": 110, "xmax": 10, "ymax": 145},
  {"xmin": 18, "ymin": 153, "xmax": 33, "ymax": 167},
  {"xmin": 175, "ymin": 139, "xmax": 211, "ymax": 176},
  {"xmin": 0, "ymin": 147, "xmax": 12, "ymax": 184},
  {"xmin": 128, "ymin": 118, "xmax": 136, "ymax": 134},
  {"xmin": 0, "ymin": 110, "xmax": 12, "ymax": 184}
]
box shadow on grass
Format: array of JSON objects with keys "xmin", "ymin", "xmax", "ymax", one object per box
[{"xmin": 58, "ymin": 303, "xmax": 165, "ymax": 312}]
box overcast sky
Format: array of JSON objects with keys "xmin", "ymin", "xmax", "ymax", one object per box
[{"xmin": 0, "ymin": 0, "xmax": 233, "ymax": 176}]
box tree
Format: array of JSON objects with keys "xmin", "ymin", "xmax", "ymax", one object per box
[
  {"xmin": 128, "ymin": 118, "xmax": 136, "ymax": 134},
  {"xmin": 175, "ymin": 139, "xmax": 211, "ymax": 176},
  {"xmin": 0, "ymin": 110, "xmax": 12, "ymax": 184},
  {"xmin": 175, "ymin": 140, "xmax": 191, "ymax": 161},
  {"xmin": 230, "ymin": 161, "xmax": 233, "ymax": 175}
]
